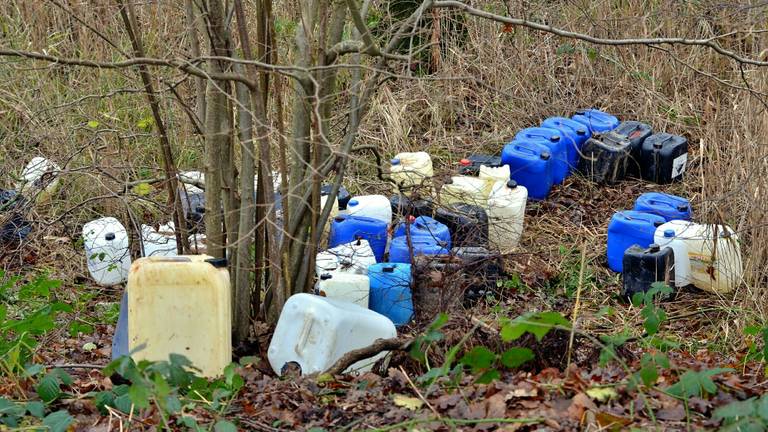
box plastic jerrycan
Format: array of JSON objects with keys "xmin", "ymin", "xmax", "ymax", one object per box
[
  {"xmin": 634, "ymin": 192, "xmax": 692, "ymax": 221},
  {"xmin": 656, "ymin": 221, "xmax": 743, "ymax": 294},
  {"xmin": 369, "ymin": 263, "xmax": 414, "ymax": 326},
  {"xmin": 315, "ymin": 272, "xmax": 370, "ymax": 308},
  {"xmin": 434, "ymin": 203, "xmax": 489, "ymax": 248},
  {"xmin": 612, "ymin": 121, "xmax": 654, "ymax": 178},
  {"xmin": 478, "ymin": 164, "xmax": 511, "ymax": 183},
  {"xmin": 315, "ymin": 238, "xmax": 376, "ymax": 276},
  {"xmin": 458, "ymin": 155, "xmax": 503, "ymax": 176},
  {"xmin": 571, "ymin": 109, "xmax": 620, "ymax": 135},
  {"xmin": 487, "ymin": 180, "xmax": 528, "ymax": 253},
  {"xmin": 578, "ymin": 132, "xmax": 632, "ymax": 184},
  {"xmin": 268, "ymin": 293, "xmax": 397, "ymax": 375},
  {"xmin": 346, "ymin": 195, "xmax": 392, "ymax": 223},
  {"xmin": 179, "ymin": 184, "xmax": 206, "ymax": 230},
  {"xmin": 18, "ymin": 157, "xmax": 61, "ymax": 203},
  {"xmin": 390, "ymin": 152, "xmax": 434, "ymax": 193},
  {"xmin": 0, "ymin": 190, "xmax": 31, "ymax": 243},
  {"xmin": 141, "ymin": 225, "xmax": 178, "ymax": 257},
  {"xmin": 393, "ymin": 216, "xmax": 452, "ymax": 247},
  {"xmin": 606, "ymin": 211, "xmax": 666, "ymax": 272},
  {"xmin": 514, "ymin": 127, "xmax": 569, "ymax": 183},
  {"xmin": 390, "ymin": 195, "xmax": 435, "ymax": 219},
  {"xmin": 653, "ymin": 223, "xmax": 692, "ymax": 288},
  {"xmin": 440, "ymin": 176, "xmax": 494, "ymax": 206},
  {"xmin": 82, "ymin": 217, "xmax": 132, "ymax": 287},
  {"xmin": 641, "ymin": 133, "xmax": 689, "ymax": 184},
  {"xmin": 329, "ymin": 215, "xmax": 389, "ymax": 262},
  {"xmin": 388, "ymin": 236, "xmax": 450, "ymax": 264},
  {"xmin": 321, "ymin": 184, "xmax": 351, "ymax": 210},
  {"xmin": 621, "ymin": 244, "xmax": 675, "ymax": 299},
  {"xmin": 127, "ymin": 255, "xmax": 231, "ymax": 378},
  {"xmin": 541, "ymin": 116, "xmax": 590, "ymax": 168},
  {"xmin": 501, "ymin": 140, "xmax": 553, "ymax": 200}
]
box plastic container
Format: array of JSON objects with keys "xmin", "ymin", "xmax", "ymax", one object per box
[
  {"xmin": 321, "ymin": 184, "xmax": 351, "ymax": 210},
  {"xmin": 18, "ymin": 157, "xmax": 61, "ymax": 203},
  {"xmin": 540, "ymin": 116, "xmax": 590, "ymax": 168},
  {"xmin": 571, "ymin": 109, "xmax": 620, "ymax": 134},
  {"xmin": 315, "ymin": 238, "xmax": 376, "ymax": 276},
  {"xmin": 390, "ymin": 152, "xmax": 433, "ymax": 193},
  {"xmin": 458, "ymin": 155, "xmax": 503, "ymax": 176},
  {"xmin": 140, "ymin": 225, "xmax": 178, "ymax": 257},
  {"xmin": 612, "ymin": 121, "xmax": 654, "ymax": 177},
  {"xmin": 578, "ymin": 131, "xmax": 632, "ymax": 184},
  {"xmin": 268, "ymin": 293, "xmax": 397, "ymax": 375},
  {"xmin": 346, "ymin": 195, "xmax": 392, "ymax": 223},
  {"xmin": 82, "ymin": 217, "xmax": 132, "ymax": 287},
  {"xmin": 621, "ymin": 244, "xmax": 675, "ymax": 299},
  {"xmin": 606, "ymin": 211, "xmax": 666, "ymax": 272},
  {"xmin": 390, "ymin": 195, "xmax": 434, "ymax": 218},
  {"xmin": 478, "ymin": 164, "xmax": 511, "ymax": 183},
  {"xmin": 0, "ymin": 190, "xmax": 31, "ymax": 243},
  {"xmin": 127, "ymin": 255, "xmax": 231, "ymax": 377},
  {"xmin": 369, "ymin": 263, "xmax": 414, "ymax": 326},
  {"xmin": 634, "ymin": 192, "xmax": 692, "ymax": 221},
  {"xmin": 440, "ymin": 176, "xmax": 493, "ymax": 206},
  {"xmin": 514, "ymin": 127, "xmax": 569, "ymax": 183},
  {"xmin": 453, "ymin": 246, "xmax": 503, "ymax": 302},
  {"xmin": 315, "ymin": 272, "xmax": 370, "ymax": 308},
  {"xmin": 394, "ymin": 216, "xmax": 452, "ymax": 248},
  {"xmin": 487, "ymin": 180, "xmax": 528, "ymax": 253},
  {"xmin": 654, "ymin": 221, "xmax": 742, "ymax": 293},
  {"xmin": 434, "ymin": 203, "xmax": 489, "ymax": 248},
  {"xmin": 179, "ymin": 184, "xmax": 206, "ymax": 230},
  {"xmin": 188, "ymin": 233, "xmax": 208, "ymax": 254},
  {"xmin": 329, "ymin": 215, "xmax": 389, "ymax": 262},
  {"xmin": 641, "ymin": 133, "xmax": 688, "ymax": 184},
  {"xmin": 388, "ymin": 236, "xmax": 450, "ymax": 264},
  {"xmin": 501, "ymin": 140, "xmax": 553, "ymax": 200}
]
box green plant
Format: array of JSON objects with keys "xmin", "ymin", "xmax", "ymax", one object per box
[
  {"xmin": 712, "ymin": 393, "xmax": 768, "ymax": 431},
  {"xmin": 0, "ymin": 367, "xmax": 74, "ymax": 430}
]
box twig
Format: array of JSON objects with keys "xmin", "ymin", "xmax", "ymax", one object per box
[
  {"xmin": 398, "ymin": 366, "xmax": 442, "ymax": 419},
  {"xmin": 51, "ymin": 363, "xmax": 105, "ymax": 369},
  {"xmin": 566, "ymin": 244, "xmax": 587, "ymax": 369},
  {"xmin": 322, "ymin": 337, "xmax": 412, "ymax": 376}
]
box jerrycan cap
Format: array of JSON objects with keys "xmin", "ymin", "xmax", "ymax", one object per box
[
  {"xmin": 677, "ymin": 204, "xmax": 689, "ymax": 212},
  {"xmin": 348, "ymin": 199, "xmax": 359, "ymax": 207},
  {"xmin": 540, "ymin": 151, "xmax": 551, "ymax": 160},
  {"xmin": 408, "ymin": 215, "xmax": 416, "ymax": 223},
  {"xmin": 459, "ymin": 158, "xmax": 471, "ymax": 166},
  {"xmin": 391, "ymin": 158, "xmax": 401, "ymax": 165},
  {"xmin": 382, "ymin": 265, "xmax": 396, "ymax": 273},
  {"xmin": 653, "ymin": 141, "xmax": 663, "ymax": 149},
  {"xmin": 195, "ymin": 206, "xmax": 206, "ymax": 213},
  {"xmin": 105, "ymin": 232, "xmax": 116, "ymax": 241},
  {"xmin": 576, "ymin": 128, "xmax": 587, "ymax": 136},
  {"xmin": 663, "ymin": 229, "xmax": 676, "ymax": 238},
  {"xmin": 205, "ymin": 257, "xmax": 228, "ymax": 268},
  {"xmin": 506, "ymin": 179, "xmax": 518, "ymax": 189},
  {"xmin": 648, "ymin": 243, "xmax": 660, "ymax": 252},
  {"xmin": 334, "ymin": 216, "xmax": 346, "ymax": 222},
  {"xmin": 320, "ymin": 273, "xmax": 333, "ymax": 280},
  {"xmin": 550, "ymin": 134, "xmax": 561, "ymax": 142}
]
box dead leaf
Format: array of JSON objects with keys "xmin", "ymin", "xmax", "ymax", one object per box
[
  {"xmin": 586, "ymin": 386, "xmax": 618, "ymax": 402},
  {"xmin": 393, "ymin": 394, "xmax": 424, "ymax": 410},
  {"xmin": 657, "ymin": 404, "xmax": 686, "ymax": 421},
  {"xmin": 568, "ymin": 392, "xmax": 597, "ymax": 421},
  {"xmin": 595, "ymin": 411, "xmax": 632, "ymax": 431}
]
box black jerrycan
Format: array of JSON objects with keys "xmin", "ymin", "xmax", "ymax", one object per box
[
  {"xmin": 458, "ymin": 154, "xmax": 503, "ymax": 176},
  {"xmin": 434, "ymin": 203, "xmax": 489, "ymax": 247},
  {"xmin": 641, "ymin": 133, "xmax": 688, "ymax": 184},
  {"xmin": 612, "ymin": 121, "xmax": 653, "ymax": 178},
  {"xmin": 453, "ymin": 246, "xmax": 503, "ymax": 303},
  {"xmin": 390, "ymin": 195, "xmax": 434, "ymax": 218},
  {"xmin": 578, "ymin": 131, "xmax": 632, "ymax": 184},
  {"xmin": 621, "ymin": 243, "xmax": 675, "ymax": 299}
]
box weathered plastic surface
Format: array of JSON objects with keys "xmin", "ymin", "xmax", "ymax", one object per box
[
  {"xmin": 329, "ymin": 215, "xmax": 389, "ymax": 262},
  {"xmin": 478, "ymin": 164, "xmax": 511, "ymax": 183},
  {"xmin": 346, "ymin": 195, "xmax": 392, "ymax": 223},
  {"xmin": 394, "ymin": 216, "xmax": 452, "ymax": 248},
  {"xmin": 82, "ymin": 217, "xmax": 132, "ymax": 287},
  {"xmin": 571, "ymin": 109, "xmax": 620, "ymax": 134},
  {"xmin": 390, "ymin": 152, "xmax": 434, "ymax": 193},
  {"xmin": 607, "ymin": 211, "xmax": 666, "ymax": 272},
  {"xmin": 315, "ymin": 272, "xmax": 370, "ymax": 307},
  {"xmin": 458, "ymin": 154, "xmax": 503, "ymax": 176},
  {"xmin": 641, "ymin": 133, "xmax": 688, "ymax": 184},
  {"xmin": 369, "ymin": 263, "xmax": 414, "ymax": 326},
  {"xmin": 440, "ymin": 176, "xmax": 493, "ymax": 206},
  {"xmin": 540, "ymin": 116, "xmax": 590, "ymax": 168},
  {"xmin": 140, "ymin": 225, "xmax": 178, "ymax": 257},
  {"xmin": 321, "ymin": 184, "xmax": 351, "ymax": 210},
  {"xmin": 316, "ymin": 238, "xmax": 376, "ymax": 276},
  {"xmin": 611, "ymin": 121, "xmax": 654, "ymax": 177},
  {"xmin": 634, "ymin": 192, "xmax": 692, "ymax": 221},
  {"xmin": 18, "ymin": 157, "xmax": 61, "ymax": 203},
  {"xmin": 654, "ymin": 221, "xmax": 743, "ymax": 294},
  {"xmin": 0, "ymin": 190, "xmax": 31, "ymax": 243},
  {"xmin": 389, "ymin": 195, "xmax": 434, "ymax": 218},
  {"xmin": 514, "ymin": 127, "xmax": 569, "ymax": 183},
  {"xmin": 268, "ymin": 293, "xmax": 397, "ymax": 375},
  {"xmin": 388, "ymin": 236, "xmax": 450, "ymax": 264},
  {"xmin": 653, "ymin": 225, "xmax": 691, "ymax": 287},
  {"xmin": 487, "ymin": 180, "xmax": 528, "ymax": 253},
  {"xmin": 622, "ymin": 244, "xmax": 675, "ymax": 299},
  {"xmin": 434, "ymin": 203, "xmax": 489, "ymax": 248},
  {"xmin": 501, "ymin": 140, "xmax": 553, "ymax": 200},
  {"xmin": 578, "ymin": 132, "xmax": 632, "ymax": 184},
  {"xmin": 128, "ymin": 255, "xmax": 231, "ymax": 377}
]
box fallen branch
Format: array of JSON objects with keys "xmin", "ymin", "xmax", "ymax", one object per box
[{"xmin": 323, "ymin": 337, "xmax": 412, "ymax": 376}]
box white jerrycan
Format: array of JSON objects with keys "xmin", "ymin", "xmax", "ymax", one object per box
[
  {"xmin": 316, "ymin": 272, "xmax": 370, "ymax": 307},
  {"xmin": 268, "ymin": 293, "xmax": 396, "ymax": 376},
  {"xmin": 140, "ymin": 225, "xmax": 178, "ymax": 257},
  {"xmin": 316, "ymin": 238, "xmax": 377, "ymax": 276},
  {"xmin": 654, "ymin": 221, "xmax": 692, "ymax": 287},
  {"xmin": 390, "ymin": 152, "xmax": 434, "ymax": 193},
  {"xmin": 345, "ymin": 195, "xmax": 392, "ymax": 223},
  {"xmin": 440, "ymin": 176, "xmax": 493, "ymax": 206},
  {"xmin": 82, "ymin": 217, "xmax": 132, "ymax": 286},
  {"xmin": 127, "ymin": 255, "xmax": 231, "ymax": 378},
  {"xmin": 478, "ymin": 165, "xmax": 511, "ymax": 183},
  {"xmin": 18, "ymin": 157, "xmax": 61, "ymax": 203},
  {"xmin": 487, "ymin": 180, "xmax": 528, "ymax": 253}
]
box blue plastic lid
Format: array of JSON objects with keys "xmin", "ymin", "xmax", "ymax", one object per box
[
  {"xmin": 391, "ymin": 158, "xmax": 401, "ymax": 165},
  {"xmin": 663, "ymin": 229, "xmax": 675, "ymax": 238},
  {"xmin": 348, "ymin": 199, "xmax": 359, "ymax": 207}
]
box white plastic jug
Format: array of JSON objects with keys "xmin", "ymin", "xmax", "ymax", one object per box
[
  {"xmin": 316, "ymin": 238, "xmax": 377, "ymax": 276},
  {"xmin": 487, "ymin": 180, "xmax": 528, "ymax": 253},
  {"xmin": 390, "ymin": 152, "xmax": 433, "ymax": 192},
  {"xmin": 440, "ymin": 176, "xmax": 493, "ymax": 206},
  {"xmin": 178, "ymin": 171, "xmax": 205, "ymax": 186},
  {"xmin": 345, "ymin": 195, "xmax": 392, "ymax": 223},
  {"xmin": 189, "ymin": 233, "xmax": 208, "ymax": 254},
  {"xmin": 18, "ymin": 157, "xmax": 61, "ymax": 203},
  {"xmin": 316, "ymin": 273, "xmax": 370, "ymax": 307},
  {"xmin": 654, "ymin": 221, "xmax": 692, "ymax": 287},
  {"xmin": 478, "ymin": 165, "xmax": 511, "ymax": 183},
  {"xmin": 128, "ymin": 255, "xmax": 231, "ymax": 377},
  {"xmin": 655, "ymin": 221, "xmax": 742, "ymax": 293},
  {"xmin": 268, "ymin": 293, "xmax": 396, "ymax": 376},
  {"xmin": 141, "ymin": 225, "xmax": 178, "ymax": 257},
  {"xmin": 82, "ymin": 217, "xmax": 132, "ymax": 286}
]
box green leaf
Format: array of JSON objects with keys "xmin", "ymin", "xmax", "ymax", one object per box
[
  {"xmin": 713, "ymin": 398, "xmax": 756, "ymax": 420},
  {"xmin": 165, "ymin": 396, "xmax": 182, "ymax": 414},
  {"xmin": 667, "ymin": 368, "xmax": 732, "ymax": 398},
  {"xmin": 26, "ymin": 401, "xmax": 45, "ymax": 418},
  {"xmin": 756, "ymin": 395, "xmax": 768, "ymax": 420},
  {"xmin": 36, "ymin": 375, "xmax": 62, "ymax": 403},
  {"xmin": 114, "ymin": 394, "xmax": 133, "ymax": 414},
  {"xmin": 501, "ymin": 311, "xmax": 571, "ymax": 342},
  {"xmin": 214, "ymin": 420, "xmax": 238, "ymax": 432},
  {"xmin": 42, "ymin": 410, "xmax": 74, "ymax": 432},
  {"xmin": 556, "ymin": 43, "xmax": 575, "ymax": 55},
  {"xmin": 87, "ymin": 120, "xmax": 100, "ymax": 128},
  {"xmin": 93, "ymin": 391, "xmax": 115, "ymax": 415},
  {"xmin": 475, "ymin": 369, "xmax": 501, "ymax": 384},
  {"xmin": 500, "ymin": 347, "xmax": 534, "ymax": 368},
  {"xmin": 459, "ymin": 346, "xmax": 496, "ymax": 373},
  {"xmin": 586, "ymin": 47, "xmax": 598, "ymax": 61},
  {"xmin": 132, "ymin": 182, "xmax": 153, "ymax": 196},
  {"xmin": 50, "ymin": 369, "xmax": 73, "ymax": 386},
  {"xmin": 128, "ymin": 383, "xmax": 150, "ymax": 409}
]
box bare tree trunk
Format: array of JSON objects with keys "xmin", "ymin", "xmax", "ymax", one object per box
[{"xmin": 184, "ymin": 0, "xmax": 206, "ymax": 130}]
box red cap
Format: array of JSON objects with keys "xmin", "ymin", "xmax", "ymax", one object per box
[
  {"xmin": 408, "ymin": 215, "xmax": 416, "ymax": 222},
  {"xmin": 459, "ymin": 158, "xmax": 470, "ymax": 166}
]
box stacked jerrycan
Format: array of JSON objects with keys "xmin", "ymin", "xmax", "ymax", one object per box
[
  {"xmin": 390, "ymin": 152, "xmax": 434, "ymax": 193},
  {"xmin": 368, "ymin": 263, "xmax": 414, "ymax": 326},
  {"xmin": 458, "ymin": 155, "xmax": 503, "ymax": 176},
  {"xmin": 514, "ymin": 127, "xmax": 570, "ymax": 183},
  {"xmin": 389, "ymin": 215, "xmax": 451, "ymax": 264},
  {"xmin": 329, "ymin": 215, "xmax": 388, "ymax": 262},
  {"xmin": 501, "ymin": 140, "xmax": 553, "ymax": 200},
  {"xmin": 487, "ymin": 180, "xmax": 528, "ymax": 254},
  {"xmin": 540, "ymin": 117, "xmax": 590, "ymax": 170},
  {"xmin": 82, "ymin": 217, "xmax": 132, "ymax": 286},
  {"xmin": 18, "ymin": 157, "xmax": 61, "ymax": 204},
  {"xmin": 641, "ymin": 133, "xmax": 688, "ymax": 184},
  {"xmin": 141, "ymin": 224, "xmax": 178, "ymax": 257},
  {"xmin": 440, "ymin": 176, "xmax": 495, "ymax": 206},
  {"xmin": 607, "ymin": 210, "xmax": 666, "ymax": 272},
  {"xmin": 316, "ymin": 238, "xmax": 376, "ymax": 276},
  {"xmin": 345, "ymin": 195, "xmax": 392, "ymax": 223}
]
